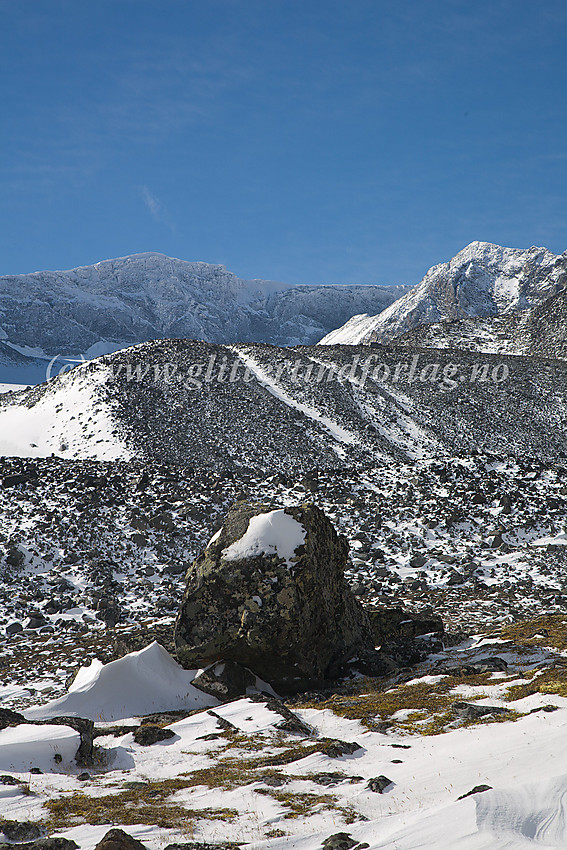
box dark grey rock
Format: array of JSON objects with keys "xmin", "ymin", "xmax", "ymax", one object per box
[
  {"xmin": 321, "ymin": 835, "xmax": 359, "ymax": 850},
  {"xmin": 175, "ymin": 502, "xmax": 376, "ymax": 693},
  {"xmin": 163, "ymin": 843, "xmax": 242, "ymax": 850},
  {"xmin": 191, "ymin": 660, "xmax": 257, "ymax": 700},
  {"xmin": 262, "ymin": 774, "xmax": 288, "ymax": 787},
  {"xmin": 0, "ymin": 708, "xmax": 26, "ymax": 730},
  {"xmin": 474, "ymin": 656, "xmax": 508, "ymax": 673},
  {"xmin": 458, "ymin": 783, "xmax": 492, "ymax": 800},
  {"xmin": 0, "ymin": 821, "xmax": 42, "ymax": 842},
  {"xmin": 452, "ymin": 701, "xmax": 511, "ymax": 721},
  {"xmin": 409, "ymin": 554, "xmax": 427, "ymax": 568},
  {"xmin": 0, "ymin": 774, "xmax": 21, "ymax": 785},
  {"xmin": 93, "ymin": 829, "xmax": 148, "ymax": 850},
  {"xmin": 367, "ymin": 775, "xmax": 393, "ymax": 793},
  {"xmin": 310, "ymin": 772, "xmax": 348, "ymax": 786},
  {"xmin": 322, "ymin": 740, "xmax": 362, "ymax": 758},
  {"xmin": 248, "ymin": 693, "xmax": 315, "ymax": 736},
  {"xmin": 206, "ymin": 710, "xmax": 238, "ymax": 732},
  {"xmin": 0, "ymin": 841, "xmax": 78, "ymax": 850},
  {"xmin": 133, "ymin": 725, "xmax": 176, "ymax": 746},
  {"xmin": 365, "ymin": 606, "xmax": 444, "ymax": 642}
]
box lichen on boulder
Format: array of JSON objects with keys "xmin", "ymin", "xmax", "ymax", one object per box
[{"xmin": 174, "ymin": 502, "xmax": 375, "ymax": 693}]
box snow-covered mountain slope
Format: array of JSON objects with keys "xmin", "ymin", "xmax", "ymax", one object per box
[
  {"xmin": 0, "ymin": 361, "xmax": 130, "ymax": 460},
  {"xmin": 395, "ymin": 285, "xmax": 567, "ymax": 360},
  {"xmin": 1, "ymin": 338, "xmax": 566, "ymax": 468},
  {"xmin": 319, "ymin": 242, "xmax": 567, "ymax": 345},
  {"xmin": 0, "ymin": 252, "xmax": 409, "ymax": 386}
]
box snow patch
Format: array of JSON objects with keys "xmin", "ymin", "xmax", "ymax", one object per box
[
  {"xmin": 24, "ymin": 642, "xmax": 217, "ymax": 722},
  {"xmin": 222, "ymin": 509, "xmax": 306, "ymax": 566},
  {"xmin": 0, "ymin": 724, "xmax": 80, "ymax": 773}
]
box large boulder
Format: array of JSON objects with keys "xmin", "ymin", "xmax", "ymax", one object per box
[{"xmin": 174, "ymin": 502, "xmax": 375, "ymax": 693}]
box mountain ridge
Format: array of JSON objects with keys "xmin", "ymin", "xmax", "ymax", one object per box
[
  {"xmin": 0, "ymin": 252, "xmax": 409, "ymax": 386},
  {"xmin": 1, "ymin": 338, "xmax": 566, "ymax": 468},
  {"xmin": 319, "ymin": 241, "xmax": 567, "ymax": 346}
]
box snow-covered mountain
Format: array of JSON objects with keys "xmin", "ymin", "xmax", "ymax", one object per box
[
  {"xmin": 0, "ymin": 252, "xmax": 409, "ymax": 386},
  {"xmin": 395, "ymin": 285, "xmax": 567, "ymax": 360},
  {"xmin": 319, "ymin": 242, "xmax": 567, "ymax": 346}
]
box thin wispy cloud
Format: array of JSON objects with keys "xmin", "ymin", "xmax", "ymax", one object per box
[{"xmin": 139, "ymin": 185, "xmax": 178, "ymax": 235}]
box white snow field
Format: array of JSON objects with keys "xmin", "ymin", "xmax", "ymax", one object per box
[
  {"xmin": 0, "ymin": 724, "xmax": 81, "ymax": 773},
  {"xmin": 0, "ymin": 363, "xmax": 130, "ymax": 460},
  {"xmin": 0, "ymin": 641, "xmax": 564, "ymax": 849}
]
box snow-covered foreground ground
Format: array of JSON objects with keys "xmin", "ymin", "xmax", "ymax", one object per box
[{"xmin": 2, "ymin": 637, "xmax": 567, "ymax": 849}]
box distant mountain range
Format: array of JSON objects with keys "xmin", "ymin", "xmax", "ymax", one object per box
[
  {"xmin": 3, "ymin": 242, "xmax": 567, "ymax": 391},
  {"xmin": 0, "ymin": 252, "xmax": 408, "ymax": 386},
  {"xmin": 319, "ymin": 242, "xmax": 567, "ymax": 355}
]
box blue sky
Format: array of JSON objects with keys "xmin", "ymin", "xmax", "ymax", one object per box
[{"xmin": 1, "ymin": 0, "xmax": 566, "ymax": 284}]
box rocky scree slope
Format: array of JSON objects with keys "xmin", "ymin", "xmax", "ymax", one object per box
[
  {"xmin": 319, "ymin": 241, "xmax": 567, "ymax": 346},
  {"xmin": 1, "ymin": 338, "xmax": 566, "ymax": 467},
  {"xmin": 0, "ymin": 452, "xmax": 566, "ymax": 708}
]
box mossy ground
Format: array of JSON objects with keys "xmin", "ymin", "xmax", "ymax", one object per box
[
  {"xmin": 498, "ymin": 614, "xmax": 567, "ymax": 652},
  {"xmin": 44, "ymin": 783, "xmax": 238, "ymax": 830},
  {"xmin": 42, "ymin": 733, "xmax": 361, "ymax": 831},
  {"xmin": 293, "ymin": 672, "xmax": 521, "ymax": 735},
  {"xmin": 38, "ymin": 615, "xmax": 567, "ymax": 833}
]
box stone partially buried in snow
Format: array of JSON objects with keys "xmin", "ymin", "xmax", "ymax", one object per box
[{"xmin": 174, "ymin": 502, "xmax": 375, "ymax": 693}]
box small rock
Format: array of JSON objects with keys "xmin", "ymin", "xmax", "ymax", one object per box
[
  {"xmin": 458, "ymin": 783, "xmax": 492, "ymax": 800},
  {"xmin": 0, "ymin": 820, "xmax": 42, "ymax": 842},
  {"xmin": 0, "ymin": 708, "xmax": 26, "ymax": 730},
  {"xmin": 94, "ymin": 829, "xmax": 148, "ymax": 850},
  {"xmin": 452, "ymin": 701, "xmax": 511, "ymax": 721},
  {"xmin": 0, "ymin": 775, "xmax": 20, "ymax": 785},
  {"xmin": 322, "ymin": 740, "xmax": 362, "ymax": 758},
  {"xmin": 262, "ymin": 774, "xmax": 288, "ymax": 787},
  {"xmin": 133, "ymin": 725, "xmax": 176, "ymax": 746},
  {"xmin": 1, "ymin": 472, "xmax": 36, "ymax": 487},
  {"xmin": 26, "ymin": 614, "xmax": 48, "ymax": 630},
  {"xmin": 528, "ymin": 704, "xmax": 559, "ymax": 714},
  {"xmin": 163, "ymin": 844, "xmax": 242, "ymax": 850},
  {"xmin": 192, "ymin": 660, "xmax": 257, "ymax": 701},
  {"xmin": 474, "ymin": 656, "xmax": 508, "ymax": 673},
  {"xmin": 367, "ymin": 775, "xmax": 393, "ymax": 793},
  {"xmin": 310, "ymin": 772, "xmax": 347, "ymax": 786},
  {"xmin": 409, "ymin": 554, "xmax": 427, "ymax": 568},
  {"xmin": 0, "ymin": 840, "xmax": 79, "ymax": 850},
  {"xmin": 321, "ymin": 834, "xmax": 358, "ymax": 850},
  {"xmin": 77, "ymin": 772, "xmax": 91, "ymax": 781},
  {"xmin": 5, "ymin": 621, "xmax": 23, "ymax": 637}
]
